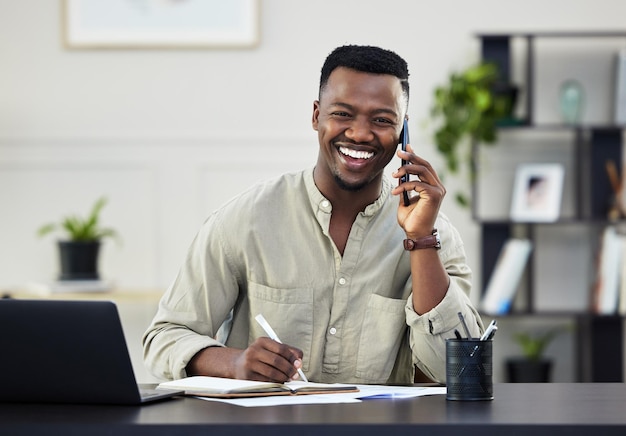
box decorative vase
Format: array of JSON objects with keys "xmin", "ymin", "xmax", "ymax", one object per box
[{"xmin": 559, "ymin": 79, "xmax": 584, "ymax": 125}]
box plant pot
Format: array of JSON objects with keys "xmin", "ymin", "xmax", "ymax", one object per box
[
  {"xmin": 492, "ymin": 81, "xmax": 520, "ymax": 125},
  {"xmin": 506, "ymin": 358, "xmax": 552, "ymax": 383},
  {"xmin": 58, "ymin": 240, "xmax": 101, "ymax": 281}
]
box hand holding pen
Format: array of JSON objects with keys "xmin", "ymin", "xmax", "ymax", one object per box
[{"xmin": 255, "ymin": 314, "xmax": 309, "ymax": 382}]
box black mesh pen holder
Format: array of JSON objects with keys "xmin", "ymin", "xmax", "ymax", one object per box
[{"xmin": 446, "ymin": 338, "xmax": 494, "ymax": 401}]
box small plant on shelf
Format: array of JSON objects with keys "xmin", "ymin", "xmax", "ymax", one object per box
[
  {"xmin": 513, "ymin": 328, "xmax": 562, "ymax": 362},
  {"xmin": 37, "ymin": 196, "xmax": 118, "ymax": 242},
  {"xmin": 506, "ymin": 326, "xmax": 568, "ymax": 382},
  {"xmin": 37, "ymin": 196, "xmax": 119, "ymax": 281}
]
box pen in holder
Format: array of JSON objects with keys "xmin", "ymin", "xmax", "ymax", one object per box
[{"xmin": 446, "ymin": 338, "xmax": 493, "ymax": 401}]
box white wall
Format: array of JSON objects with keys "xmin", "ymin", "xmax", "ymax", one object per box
[{"xmin": 1, "ymin": 0, "xmax": 625, "ymax": 381}]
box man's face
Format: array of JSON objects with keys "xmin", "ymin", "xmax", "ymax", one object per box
[{"xmin": 312, "ymin": 67, "xmax": 406, "ymax": 192}]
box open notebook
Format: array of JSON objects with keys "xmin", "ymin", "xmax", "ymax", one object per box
[
  {"xmin": 158, "ymin": 376, "xmax": 359, "ymax": 398},
  {"xmin": 0, "ymin": 299, "xmax": 182, "ymax": 405}
]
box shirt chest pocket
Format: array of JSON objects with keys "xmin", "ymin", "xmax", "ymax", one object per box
[
  {"xmin": 355, "ymin": 294, "xmax": 408, "ymax": 383},
  {"xmin": 247, "ymin": 282, "xmax": 314, "ymax": 372}
]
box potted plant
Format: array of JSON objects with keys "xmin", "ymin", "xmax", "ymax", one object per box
[
  {"xmin": 37, "ymin": 196, "xmax": 118, "ymax": 281},
  {"xmin": 430, "ymin": 61, "xmax": 518, "ymax": 206},
  {"xmin": 506, "ymin": 327, "xmax": 566, "ymax": 383}
]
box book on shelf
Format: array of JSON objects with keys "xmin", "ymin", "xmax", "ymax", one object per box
[
  {"xmin": 614, "ymin": 48, "xmax": 626, "ymax": 125},
  {"xmin": 619, "ymin": 240, "xmax": 626, "ymax": 316},
  {"xmin": 157, "ymin": 376, "xmax": 359, "ymax": 398},
  {"xmin": 592, "ymin": 226, "xmax": 625, "ymax": 315},
  {"xmin": 480, "ymin": 239, "xmax": 533, "ymax": 315}
]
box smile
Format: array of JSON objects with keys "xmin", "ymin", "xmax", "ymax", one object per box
[{"xmin": 339, "ymin": 146, "xmax": 374, "ymax": 160}]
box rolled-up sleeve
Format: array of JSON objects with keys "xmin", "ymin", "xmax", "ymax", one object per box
[
  {"xmin": 142, "ymin": 212, "xmax": 237, "ymax": 380},
  {"xmin": 404, "ymin": 215, "xmax": 483, "ymax": 383}
]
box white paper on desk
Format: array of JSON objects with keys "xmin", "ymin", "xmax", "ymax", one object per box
[
  {"xmin": 196, "ymin": 393, "xmax": 362, "ymax": 407},
  {"xmin": 194, "ymin": 385, "xmax": 445, "ymax": 407},
  {"xmin": 355, "ymin": 385, "xmax": 446, "ymax": 399}
]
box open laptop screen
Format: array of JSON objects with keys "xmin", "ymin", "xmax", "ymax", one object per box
[{"xmin": 0, "ymin": 299, "xmax": 180, "ymax": 405}]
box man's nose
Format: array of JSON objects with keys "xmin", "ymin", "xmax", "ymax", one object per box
[{"xmin": 345, "ymin": 119, "xmax": 374, "ymax": 143}]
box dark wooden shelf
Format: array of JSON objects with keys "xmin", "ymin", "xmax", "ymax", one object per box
[
  {"xmin": 477, "ymin": 31, "xmax": 626, "ymax": 38},
  {"xmin": 497, "ymin": 122, "xmax": 626, "ymax": 130},
  {"xmin": 474, "ymin": 31, "xmax": 625, "ymax": 382},
  {"xmin": 474, "ymin": 218, "xmax": 626, "ymax": 226},
  {"xmin": 483, "ymin": 310, "xmax": 622, "ymax": 318}
]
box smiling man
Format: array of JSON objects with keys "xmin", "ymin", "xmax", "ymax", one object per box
[{"xmin": 143, "ymin": 45, "xmax": 483, "ymax": 385}]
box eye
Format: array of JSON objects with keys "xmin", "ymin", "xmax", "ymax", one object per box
[
  {"xmin": 331, "ymin": 111, "xmax": 352, "ymax": 118},
  {"xmin": 373, "ymin": 117, "xmax": 394, "ymax": 125}
]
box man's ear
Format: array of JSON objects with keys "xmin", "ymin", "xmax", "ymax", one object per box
[{"xmin": 312, "ymin": 100, "xmax": 320, "ymax": 130}]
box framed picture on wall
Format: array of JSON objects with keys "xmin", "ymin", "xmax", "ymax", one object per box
[
  {"xmin": 510, "ymin": 163, "xmax": 565, "ymax": 222},
  {"xmin": 63, "ymin": 0, "xmax": 260, "ymax": 49}
]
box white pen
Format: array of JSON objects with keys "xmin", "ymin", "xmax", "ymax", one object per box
[
  {"xmin": 480, "ymin": 319, "xmax": 498, "ymax": 341},
  {"xmin": 254, "ymin": 313, "xmax": 309, "ymax": 382}
]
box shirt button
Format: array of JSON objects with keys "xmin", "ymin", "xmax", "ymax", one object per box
[
  {"xmin": 329, "ymin": 327, "xmax": 337, "ymax": 335},
  {"xmin": 321, "ymin": 200, "xmax": 330, "ymax": 208},
  {"xmin": 338, "ymin": 277, "xmax": 347, "ymax": 285}
]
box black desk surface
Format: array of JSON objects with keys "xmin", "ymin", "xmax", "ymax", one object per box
[{"xmin": 2, "ymin": 383, "xmax": 626, "ymax": 436}]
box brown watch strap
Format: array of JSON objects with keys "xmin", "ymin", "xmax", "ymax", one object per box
[{"xmin": 403, "ymin": 229, "xmax": 441, "ymax": 251}]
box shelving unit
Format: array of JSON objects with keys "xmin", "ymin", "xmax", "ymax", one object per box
[{"xmin": 474, "ymin": 31, "xmax": 626, "ymax": 382}]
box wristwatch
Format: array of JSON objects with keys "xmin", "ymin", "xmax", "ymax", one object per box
[{"xmin": 403, "ymin": 229, "xmax": 441, "ymax": 251}]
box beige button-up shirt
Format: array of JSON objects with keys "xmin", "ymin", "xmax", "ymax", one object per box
[{"xmin": 143, "ymin": 168, "xmax": 481, "ymax": 384}]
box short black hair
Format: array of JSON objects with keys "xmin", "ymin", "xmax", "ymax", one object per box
[{"xmin": 319, "ymin": 45, "xmax": 409, "ymax": 102}]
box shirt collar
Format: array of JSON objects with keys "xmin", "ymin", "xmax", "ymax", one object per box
[{"xmin": 304, "ymin": 167, "xmax": 391, "ymax": 218}]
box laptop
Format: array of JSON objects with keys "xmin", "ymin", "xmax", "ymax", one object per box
[{"xmin": 0, "ymin": 299, "xmax": 183, "ymax": 405}]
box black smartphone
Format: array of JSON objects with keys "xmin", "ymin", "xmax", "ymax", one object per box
[{"xmin": 400, "ymin": 117, "xmax": 410, "ymax": 206}]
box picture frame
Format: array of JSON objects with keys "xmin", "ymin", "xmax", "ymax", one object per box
[
  {"xmin": 63, "ymin": 0, "xmax": 260, "ymax": 49},
  {"xmin": 510, "ymin": 163, "xmax": 565, "ymax": 222}
]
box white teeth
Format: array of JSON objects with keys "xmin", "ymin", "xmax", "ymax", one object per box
[{"xmin": 339, "ymin": 147, "xmax": 374, "ymax": 160}]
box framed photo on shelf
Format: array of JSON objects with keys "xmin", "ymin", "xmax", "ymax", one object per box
[
  {"xmin": 63, "ymin": 0, "xmax": 260, "ymax": 49},
  {"xmin": 510, "ymin": 163, "xmax": 565, "ymax": 222}
]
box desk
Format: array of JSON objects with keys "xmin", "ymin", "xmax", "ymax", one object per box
[{"xmin": 2, "ymin": 383, "xmax": 626, "ymax": 435}]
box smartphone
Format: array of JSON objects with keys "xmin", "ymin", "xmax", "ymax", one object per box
[{"xmin": 400, "ymin": 118, "xmax": 410, "ymax": 206}]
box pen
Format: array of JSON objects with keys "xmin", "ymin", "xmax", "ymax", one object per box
[
  {"xmin": 469, "ymin": 320, "xmax": 498, "ymax": 358},
  {"xmin": 457, "ymin": 312, "xmax": 472, "ymax": 339},
  {"xmin": 480, "ymin": 319, "xmax": 498, "ymax": 341},
  {"xmin": 254, "ymin": 313, "xmax": 309, "ymax": 382}
]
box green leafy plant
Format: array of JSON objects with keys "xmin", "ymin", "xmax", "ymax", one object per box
[
  {"xmin": 512, "ymin": 327, "xmax": 565, "ymax": 362},
  {"xmin": 430, "ymin": 62, "xmax": 515, "ymax": 206},
  {"xmin": 37, "ymin": 196, "xmax": 119, "ymax": 242}
]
